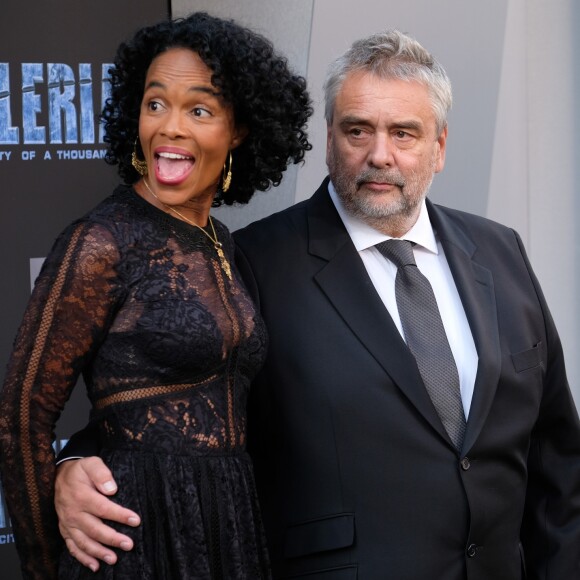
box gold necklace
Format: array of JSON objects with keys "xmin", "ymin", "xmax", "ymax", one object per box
[{"xmin": 142, "ymin": 178, "xmax": 232, "ymax": 280}]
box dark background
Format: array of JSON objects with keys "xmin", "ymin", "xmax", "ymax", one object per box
[{"xmin": 0, "ymin": 1, "xmax": 170, "ymax": 575}]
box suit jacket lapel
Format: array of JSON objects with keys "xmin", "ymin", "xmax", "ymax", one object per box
[
  {"xmin": 307, "ymin": 183, "xmax": 449, "ymax": 444},
  {"xmin": 427, "ymin": 201, "xmax": 501, "ymax": 452}
]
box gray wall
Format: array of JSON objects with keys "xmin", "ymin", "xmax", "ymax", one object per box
[{"xmin": 173, "ymin": 0, "xmax": 580, "ymax": 406}]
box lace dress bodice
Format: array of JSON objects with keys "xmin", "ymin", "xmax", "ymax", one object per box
[{"xmin": 0, "ymin": 185, "xmax": 268, "ymax": 579}]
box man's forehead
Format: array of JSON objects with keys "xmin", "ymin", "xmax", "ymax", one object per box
[{"xmin": 334, "ymin": 72, "xmax": 434, "ymax": 124}]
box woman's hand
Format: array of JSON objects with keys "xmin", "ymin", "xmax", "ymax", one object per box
[{"xmin": 55, "ymin": 457, "xmax": 141, "ymax": 572}]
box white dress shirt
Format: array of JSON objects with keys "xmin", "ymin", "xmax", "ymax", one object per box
[{"xmin": 328, "ymin": 182, "xmax": 478, "ymax": 418}]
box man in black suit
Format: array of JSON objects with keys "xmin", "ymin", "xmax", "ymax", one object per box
[{"xmin": 55, "ymin": 30, "xmax": 580, "ymax": 578}]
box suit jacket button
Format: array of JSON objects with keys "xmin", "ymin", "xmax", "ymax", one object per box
[
  {"xmin": 466, "ymin": 543, "xmax": 477, "ymax": 558},
  {"xmin": 460, "ymin": 457, "xmax": 471, "ymax": 470}
]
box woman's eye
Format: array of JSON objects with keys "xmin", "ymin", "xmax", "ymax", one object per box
[
  {"xmin": 148, "ymin": 101, "xmax": 162, "ymax": 112},
  {"xmin": 193, "ymin": 107, "xmax": 211, "ymax": 117}
]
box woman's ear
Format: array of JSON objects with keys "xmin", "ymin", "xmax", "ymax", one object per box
[{"xmin": 231, "ymin": 125, "xmax": 249, "ymax": 150}]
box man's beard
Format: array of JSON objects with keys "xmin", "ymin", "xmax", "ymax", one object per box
[{"xmin": 328, "ymin": 144, "xmax": 436, "ymax": 229}]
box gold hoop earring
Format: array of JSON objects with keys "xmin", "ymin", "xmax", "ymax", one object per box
[
  {"xmin": 131, "ymin": 138, "xmax": 148, "ymax": 176},
  {"xmin": 222, "ymin": 151, "xmax": 232, "ymax": 193}
]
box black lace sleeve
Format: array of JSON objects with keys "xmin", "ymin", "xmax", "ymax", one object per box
[{"xmin": 0, "ymin": 219, "xmax": 125, "ymax": 579}]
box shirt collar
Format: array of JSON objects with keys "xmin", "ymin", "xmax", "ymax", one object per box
[{"xmin": 328, "ymin": 180, "xmax": 439, "ymax": 254}]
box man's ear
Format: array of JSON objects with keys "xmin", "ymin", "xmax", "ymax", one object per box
[{"xmin": 434, "ymin": 125, "xmax": 448, "ymax": 174}]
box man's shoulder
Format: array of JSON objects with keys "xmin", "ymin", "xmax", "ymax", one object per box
[
  {"xmin": 236, "ymin": 197, "xmax": 309, "ymax": 239},
  {"xmin": 234, "ymin": 180, "xmax": 330, "ymax": 248},
  {"xmin": 233, "ymin": 199, "xmax": 313, "ymax": 272},
  {"xmin": 430, "ymin": 201, "xmax": 516, "ymax": 238}
]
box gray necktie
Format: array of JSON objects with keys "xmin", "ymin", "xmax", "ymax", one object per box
[{"xmin": 376, "ymin": 239, "xmax": 466, "ymax": 450}]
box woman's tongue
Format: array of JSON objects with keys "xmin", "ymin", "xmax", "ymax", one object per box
[{"xmin": 156, "ymin": 155, "xmax": 194, "ymax": 183}]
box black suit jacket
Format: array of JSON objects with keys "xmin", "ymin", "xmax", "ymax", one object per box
[{"xmin": 234, "ymin": 178, "xmax": 580, "ymax": 579}]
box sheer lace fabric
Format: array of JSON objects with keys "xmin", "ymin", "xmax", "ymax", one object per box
[{"xmin": 0, "ymin": 185, "xmax": 269, "ymax": 579}]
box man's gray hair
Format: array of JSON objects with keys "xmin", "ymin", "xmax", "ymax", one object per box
[{"xmin": 324, "ymin": 29, "xmax": 452, "ymax": 135}]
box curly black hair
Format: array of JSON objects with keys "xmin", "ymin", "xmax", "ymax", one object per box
[{"xmin": 102, "ymin": 12, "xmax": 313, "ymax": 205}]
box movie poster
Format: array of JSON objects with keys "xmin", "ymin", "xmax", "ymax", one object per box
[{"xmin": 0, "ymin": 1, "xmax": 169, "ymax": 576}]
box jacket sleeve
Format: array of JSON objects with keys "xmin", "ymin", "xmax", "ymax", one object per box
[
  {"xmin": 55, "ymin": 421, "xmax": 102, "ymax": 463},
  {"xmin": 0, "ymin": 220, "xmax": 124, "ymax": 580},
  {"xmin": 517, "ymin": 231, "xmax": 580, "ymax": 578}
]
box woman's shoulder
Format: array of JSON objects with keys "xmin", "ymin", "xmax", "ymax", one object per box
[
  {"xmin": 46, "ymin": 185, "xmax": 139, "ymax": 259},
  {"xmin": 86, "ymin": 183, "xmax": 138, "ymax": 221},
  {"xmin": 77, "ymin": 184, "xmax": 160, "ymax": 238}
]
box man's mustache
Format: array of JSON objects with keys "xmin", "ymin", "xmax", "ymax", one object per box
[{"xmin": 356, "ymin": 169, "xmax": 406, "ymax": 189}]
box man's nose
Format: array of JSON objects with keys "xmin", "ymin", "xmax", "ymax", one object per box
[{"xmin": 368, "ymin": 133, "xmax": 394, "ymax": 167}]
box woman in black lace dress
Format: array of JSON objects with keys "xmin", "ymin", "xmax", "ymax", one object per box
[{"xmin": 0, "ymin": 12, "xmax": 311, "ymax": 579}]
